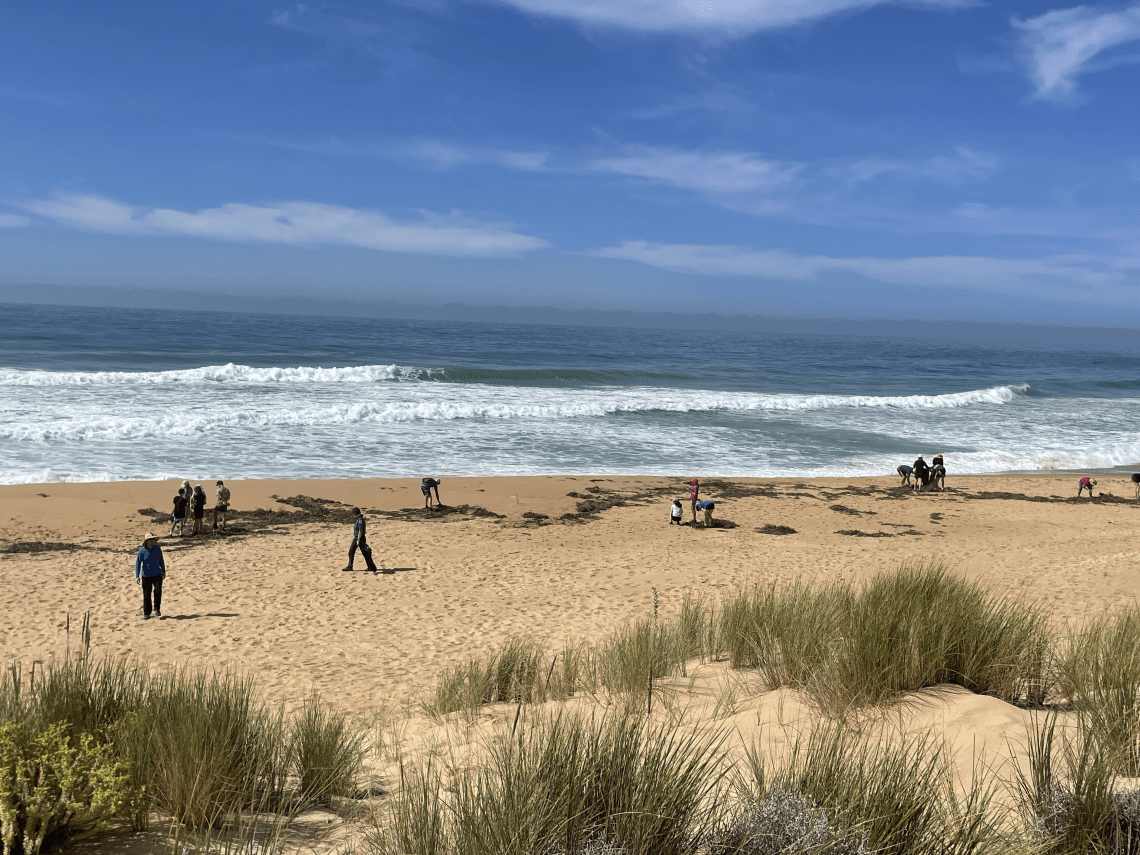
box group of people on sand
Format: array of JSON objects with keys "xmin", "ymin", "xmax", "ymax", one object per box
[
  {"xmin": 897, "ymin": 454, "xmax": 947, "ymax": 491},
  {"xmin": 169, "ymin": 479, "xmax": 231, "ymax": 536},
  {"xmin": 669, "ymin": 478, "xmax": 716, "ymax": 527}
]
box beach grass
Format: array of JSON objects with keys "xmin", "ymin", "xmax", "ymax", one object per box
[
  {"xmin": 709, "ymin": 564, "xmax": 1051, "ymax": 713},
  {"xmin": 374, "ymin": 710, "xmax": 730, "ymax": 855}
]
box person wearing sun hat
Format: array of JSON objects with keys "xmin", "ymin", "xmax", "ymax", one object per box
[
  {"xmin": 1078, "ymin": 476, "xmax": 1097, "ymax": 498},
  {"xmin": 134, "ymin": 533, "xmax": 167, "ymax": 619}
]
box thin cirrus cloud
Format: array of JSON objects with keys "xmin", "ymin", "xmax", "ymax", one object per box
[
  {"xmin": 1013, "ymin": 2, "xmax": 1140, "ymax": 101},
  {"xmin": 0, "ymin": 213, "xmax": 30, "ymax": 228},
  {"xmin": 588, "ymin": 146, "xmax": 800, "ymax": 194},
  {"xmin": 473, "ymin": 0, "xmax": 969, "ymax": 34},
  {"xmin": 20, "ymin": 194, "xmax": 549, "ymax": 258},
  {"xmin": 593, "ymin": 240, "xmax": 1137, "ymax": 297}
]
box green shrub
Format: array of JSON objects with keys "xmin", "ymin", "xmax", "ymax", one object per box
[{"xmin": 0, "ymin": 721, "xmax": 143, "ymax": 855}]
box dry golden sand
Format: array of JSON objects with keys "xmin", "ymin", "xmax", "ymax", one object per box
[{"xmin": 2, "ymin": 473, "xmax": 1139, "ymax": 851}]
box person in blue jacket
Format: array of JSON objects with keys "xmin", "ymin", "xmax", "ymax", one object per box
[{"xmin": 135, "ymin": 533, "xmax": 166, "ymax": 619}]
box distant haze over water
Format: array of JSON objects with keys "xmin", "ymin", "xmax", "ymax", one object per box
[{"xmin": 3, "ymin": 303, "xmax": 1139, "ymax": 484}]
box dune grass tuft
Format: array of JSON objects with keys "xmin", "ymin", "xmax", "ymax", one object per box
[{"xmin": 376, "ymin": 710, "xmax": 729, "ymax": 855}]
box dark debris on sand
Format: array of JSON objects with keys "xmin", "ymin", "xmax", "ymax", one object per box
[
  {"xmin": 836, "ymin": 529, "xmax": 894, "ymax": 538},
  {"xmin": 829, "ymin": 503, "xmax": 875, "ymax": 516},
  {"xmin": 136, "ymin": 495, "xmax": 508, "ymax": 549},
  {"xmin": 0, "ymin": 541, "xmax": 98, "ymax": 557},
  {"xmin": 757, "ymin": 524, "xmax": 798, "ymax": 535}
]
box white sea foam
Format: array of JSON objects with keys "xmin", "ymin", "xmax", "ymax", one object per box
[
  {"xmin": 0, "ymin": 383, "xmax": 1032, "ymax": 442},
  {"xmin": 0, "ymin": 363, "xmax": 417, "ymax": 385}
]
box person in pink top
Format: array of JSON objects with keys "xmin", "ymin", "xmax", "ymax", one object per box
[
  {"xmin": 1078, "ymin": 476, "xmax": 1097, "ymax": 498},
  {"xmin": 687, "ymin": 478, "xmax": 700, "ymax": 524}
]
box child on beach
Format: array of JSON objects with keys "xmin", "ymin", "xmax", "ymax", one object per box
[
  {"xmin": 687, "ymin": 478, "xmax": 700, "ymax": 524},
  {"xmin": 1078, "ymin": 476, "xmax": 1097, "ymax": 498},
  {"xmin": 169, "ymin": 489, "xmax": 188, "ymax": 536},
  {"xmin": 670, "ymin": 499, "xmax": 684, "ymax": 524}
]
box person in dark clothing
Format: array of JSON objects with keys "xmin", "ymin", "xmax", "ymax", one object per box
[
  {"xmin": 343, "ymin": 507, "xmax": 378, "ymax": 571},
  {"xmin": 421, "ymin": 478, "xmax": 441, "ymax": 509},
  {"xmin": 135, "ymin": 533, "xmax": 166, "ymax": 619},
  {"xmin": 169, "ymin": 489, "xmax": 188, "ymax": 536},
  {"xmin": 912, "ymin": 455, "xmax": 931, "ymax": 491},
  {"xmin": 897, "ymin": 464, "xmax": 913, "ymax": 486},
  {"xmin": 191, "ymin": 484, "xmax": 207, "ymax": 534},
  {"xmin": 930, "ymin": 454, "xmax": 946, "ymax": 491}
]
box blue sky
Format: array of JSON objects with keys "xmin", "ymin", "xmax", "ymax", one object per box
[{"xmin": 2, "ymin": 0, "xmax": 1139, "ymax": 325}]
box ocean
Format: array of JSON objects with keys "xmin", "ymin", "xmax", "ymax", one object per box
[{"xmin": 2, "ymin": 302, "xmax": 1139, "ymax": 485}]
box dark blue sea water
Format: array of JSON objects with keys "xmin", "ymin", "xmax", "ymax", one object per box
[{"xmin": 2, "ymin": 302, "xmax": 1139, "ymax": 483}]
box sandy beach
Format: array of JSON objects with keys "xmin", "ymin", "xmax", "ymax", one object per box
[{"xmin": 3, "ymin": 472, "xmax": 1137, "ymax": 713}]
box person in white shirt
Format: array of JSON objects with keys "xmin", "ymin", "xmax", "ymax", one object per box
[{"xmin": 670, "ymin": 499, "xmax": 684, "ymax": 525}]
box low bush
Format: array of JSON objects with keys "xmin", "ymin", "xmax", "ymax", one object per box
[{"xmin": 0, "ymin": 721, "xmax": 143, "ymax": 855}]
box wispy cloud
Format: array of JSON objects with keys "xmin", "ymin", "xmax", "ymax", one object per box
[
  {"xmin": 1013, "ymin": 2, "xmax": 1140, "ymax": 101},
  {"xmin": 593, "ymin": 240, "xmax": 1138, "ymax": 296},
  {"xmin": 588, "ymin": 146, "xmax": 799, "ymax": 194},
  {"xmin": 21, "ymin": 195, "xmax": 549, "ymax": 257},
  {"xmin": 0, "ymin": 214, "xmax": 29, "ymax": 228},
  {"xmin": 405, "ymin": 140, "xmax": 551, "ymax": 172},
  {"xmin": 836, "ymin": 147, "xmax": 998, "ymax": 185},
  {"xmin": 473, "ymin": 0, "xmax": 969, "ymax": 36}
]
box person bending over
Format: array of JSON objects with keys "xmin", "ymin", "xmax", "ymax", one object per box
[
  {"xmin": 1078, "ymin": 477, "xmax": 1097, "ymax": 498},
  {"xmin": 421, "ymin": 478, "xmax": 441, "ymax": 509},
  {"xmin": 897, "ymin": 464, "xmax": 913, "ymax": 487},
  {"xmin": 697, "ymin": 499, "xmax": 716, "ymax": 527},
  {"xmin": 912, "ymin": 455, "xmax": 931, "ymax": 490},
  {"xmin": 343, "ymin": 507, "xmax": 378, "ymax": 571}
]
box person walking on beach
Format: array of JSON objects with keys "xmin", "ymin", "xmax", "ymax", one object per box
[
  {"xmin": 421, "ymin": 478, "xmax": 441, "ymax": 509},
  {"xmin": 213, "ymin": 480, "xmax": 231, "ymax": 531},
  {"xmin": 687, "ymin": 478, "xmax": 700, "ymax": 524},
  {"xmin": 670, "ymin": 498, "xmax": 684, "ymax": 525},
  {"xmin": 191, "ymin": 484, "xmax": 207, "ymax": 534},
  {"xmin": 169, "ymin": 488, "xmax": 188, "ymax": 536},
  {"xmin": 343, "ymin": 507, "xmax": 378, "ymax": 571},
  {"xmin": 135, "ymin": 533, "xmax": 166, "ymax": 619},
  {"xmin": 1078, "ymin": 476, "xmax": 1097, "ymax": 498}
]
